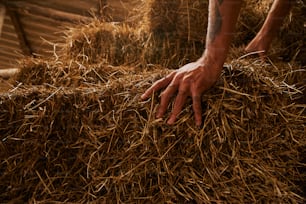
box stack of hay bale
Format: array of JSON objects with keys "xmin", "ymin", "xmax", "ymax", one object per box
[
  {"xmin": 64, "ymin": 0, "xmax": 305, "ymax": 68},
  {"xmin": 0, "ymin": 0, "xmax": 305, "ymax": 203}
]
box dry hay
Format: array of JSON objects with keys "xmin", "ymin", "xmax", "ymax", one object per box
[
  {"xmin": 101, "ymin": 0, "xmax": 142, "ymax": 23},
  {"xmin": 63, "ymin": 0, "xmax": 305, "ymax": 70},
  {"xmin": 233, "ymin": 0, "xmax": 305, "ymax": 63},
  {"xmin": 15, "ymin": 57, "xmax": 135, "ymax": 87},
  {"xmin": 1, "ymin": 59, "xmax": 305, "ymax": 203},
  {"xmin": 63, "ymin": 19, "xmax": 204, "ymax": 69},
  {"xmin": 139, "ymin": 0, "xmax": 262, "ymax": 43},
  {"xmin": 140, "ymin": 0, "xmax": 209, "ymax": 42},
  {"xmin": 275, "ymin": 1, "xmax": 306, "ymax": 64},
  {"xmin": 63, "ymin": 20, "xmax": 146, "ymax": 66},
  {"xmin": 239, "ymin": 0, "xmax": 306, "ymax": 64},
  {"xmin": 140, "ymin": 0, "xmax": 305, "ymax": 43},
  {"xmin": 1, "ymin": 1, "xmax": 305, "ymax": 203},
  {"xmin": 13, "ymin": 49, "xmax": 198, "ymax": 87},
  {"xmin": 137, "ymin": 0, "xmax": 305, "ymax": 62},
  {"xmin": 141, "ymin": 32, "xmax": 203, "ymax": 68}
]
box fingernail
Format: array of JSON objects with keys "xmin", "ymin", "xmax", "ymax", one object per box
[{"xmin": 167, "ymin": 117, "xmax": 175, "ymax": 125}]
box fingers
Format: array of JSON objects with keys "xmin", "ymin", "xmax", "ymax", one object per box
[
  {"xmin": 192, "ymin": 95, "xmax": 202, "ymax": 127},
  {"xmin": 156, "ymin": 85, "xmax": 177, "ymax": 118},
  {"xmin": 141, "ymin": 69, "xmax": 204, "ymax": 126},
  {"xmin": 141, "ymin": 72, "xmax": 175, "ymax": 100},
  {"xmin": 167, "ymin": 90, "xmax": 203, "ymax": 126},
  {"xmin": 167, "ymin": 88, "xmax": 188, "ymax": 125}
]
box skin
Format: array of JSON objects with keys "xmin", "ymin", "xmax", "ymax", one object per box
[
  {"xmin": 141, "ymin": 0, "xmax": 294, "ymax": 126},
  {"xmin": 245, "ymin": 0, "xmax": 295, "ymax": 58}
]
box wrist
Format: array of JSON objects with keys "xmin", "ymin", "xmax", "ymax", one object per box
[
  {"xmin": 196, "ymin": 52, "xmax": 223, "ymax": 81},
  {"xmin": 198, "ymin": 48, "xmax": 227, "ymax": 69}
]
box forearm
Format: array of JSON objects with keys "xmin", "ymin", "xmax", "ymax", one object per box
[
  {"xmin": 260, "ymin": 0, "xmax": 294, "ymax": 35},
  {"xmin": 201, "ymin": 0, "xmax": 243, "ymax": 67}
]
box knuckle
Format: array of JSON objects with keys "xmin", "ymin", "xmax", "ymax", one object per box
[{"xmin": 177, "ymin": 89, "xmax": 188, "ymax": 97}]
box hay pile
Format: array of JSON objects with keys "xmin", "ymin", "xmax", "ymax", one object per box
[
  {"xmin": 1, "ymin": 58, "xmax": 306, "ymax": 203},
  {"xmin": 64, "ymin": 0, "xmax": 208, "ymax": 68},
  {"xmin": 16, "ymin": 57, "xmax": 133, "ymax": 87},
  {"xmin": 276, "ymin": 2, "xmax": 306, "ymax": 63},
  {"xmin": 1, "ymin": 0, "xmax": 306, "ymax": 203},
  {"xmin": 140, "ymin": 0, "xmax": 266, "ymax": 44},
  {"xmin": 63, "ymin": 19, "xmax": 203, "ymax": 68},
  {"xmin": 140, "ymin": 0, "xmax": 209, "ymax": 42},
  {"xmin": 63, "ymin": 0, "xmax": 305, "ymax": 69},
  {"xmin": 139, "ymin": 0, "xmax": 305, "ymax": 61},
  {"xmin": 64, "ymin": 22, "xmax": 145, "ymax": 65}
]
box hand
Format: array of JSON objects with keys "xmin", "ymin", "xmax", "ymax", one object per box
[{"xmin": 141, "ymin": 58, "xmax": 222, "ymax": 126}]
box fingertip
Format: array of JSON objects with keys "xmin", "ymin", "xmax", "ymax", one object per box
[
  {"xmin": 167, "ymin": 120, "xmax": 174, "ymax": 125},
  {"xmin": 167, "ymin": 115, "xmax": 176, "ymax": 125},
  {"xmin": 194, "ymin": 110, "xmax": 202, "ymax": 124},
  {"xmin": 156, "ymin": 111, "xmax": 162, "ymax": 119},
  {"xmin": 194, "ymin": 111, "xmax": 202, "ymax": 126},
  {"xmin": 140, "ymin": 93, "xmax": 147, "ymax": 100},
  {"xmin": 141, "ymin": 89, "xmax": 153, "ymax": 100},
  {"xmin": 156, "ymin": 105, "xmax": 165, "ymax": 119},
  {"xmin": 192, "ymin": 94, "xmax": 202, "ymax": 127},
  {"xmin": 195, "ymin": 118, "xmax": 202, "ymax": 127}
]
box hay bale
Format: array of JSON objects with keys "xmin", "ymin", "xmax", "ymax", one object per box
[
  {"xmin": 2, "ymin": 1, "xmax": 304, "ymax": 202},
  {"xmin": 62, "ymin": 0, "xmax": 305, "ymax": 69},
  {"xmin": 141, "ymin": 32, "xmax": 204, "ymax": 68},
  {"xmin": 1, "ymin": 60, "xmax": 305, "ymax": 203},
  {"xmin": 64, "ymin": 20, "xmax": 145, "ymax": 65},
  {"xmin": 61, "ymin": 1, "xmax": 208, "ymax": 68},
  {"xmin": 140, "ymin": 0, "xmax": 208, "ymax": 42},
  {"xmin": 275, "ymin": 1, "xmax": 306, "ymax": 64},
  {"xmin": 140, "ymin": 0, "xmax": 263, "ymax": 43},
  {"xmin": 141, "ymin": 0, "xmax": 180, "ymax": 33},
  {"xmin": 138, "ymin": 0, "xmax": 305, "ymax": 63},
  {"xmin": 63, "ymin": 20, "xmax": 204, "ymax": 69},
  {"xmin": 232, "ymin": 1, "xmax": 269, "ymax": 46},
  {"xmin": 101, "ymin": 0, "xmax": 142, "ymax": 23},
  {"xmin": 15, "ymin": 57, "xmax": 133, "ymax": 87},
  {"xmin": 234, "ymin": 0, "xmax": 305, "ymax": 64}
]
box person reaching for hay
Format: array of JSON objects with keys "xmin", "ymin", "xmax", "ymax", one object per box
[{"xmin": 141, "ymin": 0, "xmax": 295, "ymax": 126}]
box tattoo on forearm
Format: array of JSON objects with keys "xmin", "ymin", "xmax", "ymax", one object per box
[{"xmin": 207, "ymin": 0, "xmax": 223, "ymax": 44}]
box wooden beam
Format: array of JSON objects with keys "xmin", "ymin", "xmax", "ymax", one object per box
[
  {"xmin": 4, "ymin": 1, "xmax": 91, "ymax": 23},
  {"xmin": 6, "ymin": 8, "xmax": 32, "ymax": 56},
  {"xmin": 0, "ymin": 54, "xmax": 20, "ymax": 62},
  {"xmin": 0, "ymin": 40, "xmax": 21, "ymax": 51},
  {"xmin": 0, "ymin": 68, "xmax": 19, "ymax": 79},
  {"xmin": 0, "ymin": 4, "xmax": 5, "ymax": 36},
  {"xmin": 0, "ymin": 32, "xmax": 20, "ymax": 44},
  {"xmin": 0, "ymin": 49, "xmax": 22, "ymax": 59}
]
